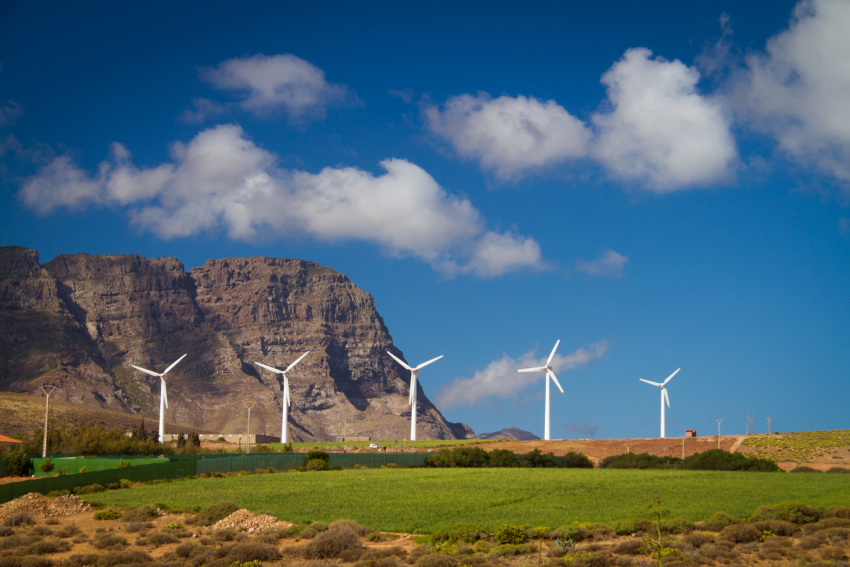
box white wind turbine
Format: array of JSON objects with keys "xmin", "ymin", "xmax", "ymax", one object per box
[
  {"xmin": 254, "ymin": 351, "xmax": 310, "ymax": 444},
  {"xmin": 387, "ymin": 351, "xmax": 443, "ymax": 441},
  {"xmin": 130, "ymin": 354, "xmax": 187, "ymax": 444},
  {"xmin": 517, "ymin": 337, "xmax": 564, "ymax": 441},
  {"xmin": 640, "ymin": 368, "xmax": 680, "ymax": 438}
]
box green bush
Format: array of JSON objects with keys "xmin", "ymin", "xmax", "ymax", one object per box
[
  {"xmin": 495, "ymin": 524, "xmax": 527, "ymax": 544},
  {"xmin": 425, "ymin": 447, "xmax": 490, "ymax": 468},
  {"xmin": 432, "ymin": 525, "xmax": 484, "ymax": 544},
  {"xmin": 487, "ymin": 449, "xmax": 519, "ymax": 467},
  {"xmin": 305, "ymin": 451, "xmax": 330, "ymax": 462},
  {"xmin": 521, "ymin": 449, "xmax": 561, "ymax": 468},
  {"xmin": 306, "ymin": 459, "xmax": 329, "ymax": 471},
  {"xmin": 5, "ymin": 450, "xmax": 31, "ymax": 477},
  {"xmin": 192, "ymin": 502, "xmax": 238, "ymax": 526},
  {"xmin": 561, "ymin": 451, "xmax": 593, "ymax": 469},
  {"xmin": 750, "ymin": 501, "xmax": 823, "ymax": 524},
  {"xmin": 682, "ymin": 449, "xmax": 780, "ymax": 472},
  {"xmin": 597, "ymin": 453, "xmax": 679, "ymax": 469},
  {"xmin": 75, "ymin": 484, "xmax": 105, "ymax": 495},
  {"xmin": 609, "ymin": 519, "xmax": 638, "ymax": 536},
  {"xmin": 39, "ymin": 458, "xmax": 55, "ymax": 474},
  {"xmin": 93, "ymin": 510, "xmax": 121, "ymax": 521}
]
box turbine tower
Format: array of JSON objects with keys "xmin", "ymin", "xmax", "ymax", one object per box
[
  {"xmin": 130, "ymin": 354, "xmax": 187, "ymax": 444},
  {"xmin": 640, "ymin": 368, "xmax": 680, "ymax": 438},
  {"xmin": 386, "ymin": 351, "xmax": 443, "ymax": 441},
  {"xmin": 518, "ymin": 337, "xmax": 564, "ymax": 441},
  {"xmin": 254, "ymin": 351, "xmax": 310, "ymax": 444}
]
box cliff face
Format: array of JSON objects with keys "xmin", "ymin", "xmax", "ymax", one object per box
[{"xmin": 0, "ymin": 246, "xmax": 474, "ymax": 441}]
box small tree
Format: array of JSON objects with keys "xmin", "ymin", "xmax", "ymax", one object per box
[
  {"xmin": 6, "ymin": 448, "xmax": 32, "ymax": 476},
  {"xmin": 176, "ymin": 433, "xmax": 186, "ymax": 448},
  {"xmin": 40, "ymin": 457, "xmax": 55, "ymax": 474},
  {"xmin": 521, "ymin": 448, "xmax": 562, "ymax": 468},
  {"xmin": 190, "ymin": 433, "xmax": 201, "ymax": 447}
]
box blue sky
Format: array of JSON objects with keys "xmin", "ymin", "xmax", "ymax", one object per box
[{"xmin": 1, "ymin": 0, "xmax": 848, "ymax": 440}]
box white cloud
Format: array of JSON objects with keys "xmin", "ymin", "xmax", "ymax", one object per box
[
  {"xmin": 179, "ymin": 97, "xmax": 229, "ymax": 124},
  {"xmin": 730, "ymin": 0, "xmax": 850, "ymax": 182},
  {"xmin": 199, "ymin": 53, "xmax": 352, "ymax": 119},
  {"xmin": 423, "ymin": 93, "xmax": 591, "ymax": 180},
  {"xmin": 0, "ymin": 99, "xmax": 22, "ymax": 129},
  {"xmin": 575, "ymin": 250, "xmax": 628, "ymax": 277},
  {"xmin": 18, "ymin": 124, "xmax": 543, "ymax": 278},
  {"xmin": 435, "ymin": 340, "xmax": 608, "ymax": 408},
  {"xmin": 591, "ymin": 48, "xmax": 738, "ymax": 191}
]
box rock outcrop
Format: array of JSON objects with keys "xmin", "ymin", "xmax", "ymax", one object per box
[{"xmin": 0, "ymin": 246, "xmax": 474, "ymax": 441}]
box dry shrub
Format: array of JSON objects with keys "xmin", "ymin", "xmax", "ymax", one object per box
[
  {"xmin": 819, "ymin": 517, "xmax": 850, "ymax": 529},
  {"xmin": 799, "ymin": 534, "xmax": 827, "ymax": 549},
  {"xmin": 121, "ymin": 507, "xmax": 159, "ymax": 523},
  {"xmin": 29, "ymin": 527, "xmax": 52, "ymax": 537},
  {"xmin": 415, "ymin": 554, "xmax": 459, "ymax": 567},
  {"xmin": 0, "ymin": 558, "xmax": 23, "ymax": 567},
  {"xmin": 20, "ymin": 559, "xmax": 52, "ymax": 567},
  {"xmin": 683, "ymin": 532, "xmax": 715, "ymax": 548},
  {"xmin": 304, "ymin": 527, "xmax": 363, "ymax": 560},
  {"xmin": 90, "ymin": 534, "xmax": 127, "ymax": 550},
  {"xmin": 329, "ymin": 520, "xmax": 371, "ymax": 536},
  {"xmin": 175, "ymin": 543, "xmax": 201, "ymax": 558},
  {"xmin": 55, "ymin": 525, "xmax": 80, "ymax": 538},
  {"xmin": 211, "ymin": 529, "xmax": 237, "ymax": 542},
  {"xmin": 145, "ymin": 532, "xmax": 179, "ymax": 546},
  {"xmin": 752, "ymin": 520, "xmax": 798, "ymax": 536},
  {"xmin": 64, "ymin": 554, "xmax": 100, "ymax": 567},
  {"xmin": 95, "ymin": 550, "xmax": 153, "ymax": 566},
  {"xmin": 191, "ymin": 502, "xmax": 238, "ymax": 527},
  {"xmin": 820, "ymin": 546, "xmax": 847, "ymax": 560},
  {"xmin": 0, "ymin": 527, "xmax": 14, "ymax": 537},
  {"xmin": 700, "ymin": 512, "xmax": 737, "ymax": 532},
  {"xmin": 300, "ymin": 528, "xmax": 318, "ymax": 540},
  {"xmin": 24, "ymin": 540, "xmax": 70, "ymax": 555},
  {"xmin": 124, "ymin": 523, "xmax": 150, "ymax": 534},
  {"xmin": 612, "ymin": 539, "xmax": 644, "ymax": 554},
  {"xmin": 3, "ymin": 514, "xmax": 34, "ymax": 528},
  {"xmin": 718, "ymin": 524, "xmax": 760, "ymax": 543},
  {"xmin": 359, "ymin": 547, "xmax": 406, "ymax": 560},
  {"xmin": 0, "ymin": 535, "xmax": 36, "ymax": 552},
  {"xmin": 227, "ymin": 542, "xmax": 279, "ymax": 562},
  {"xmin": 827, "ymin": 506, "xmax": 850, "ymax": 518}
]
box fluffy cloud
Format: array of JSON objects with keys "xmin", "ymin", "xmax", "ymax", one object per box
[
  {"xmin": 18, "ymin": 124, "xmax": 544, "ymax": 278},
  {"xmin": 731, "ymin": 0, "xmax": 850, "ymax": 182},
  {"xmin": 435, "ymin": 340, "xmax": 608, "ymax": 408},
  {"xmin": 199, "ymin": 53, "xmax": 352, "ymax": 119},
  {"xmin": 423, "ymin": 93, "xmax": 591, "ymax": 180},
  {"xmin": 424, "ymin": 51, "xmax": 737, "ymax": 190},
  {"xmin": 575, "ymin": 250, "xmax": 628, "ymax": 277},
  {"xmin": 591, "ymin": 48, "xmax": 738, "ymax": 191}
]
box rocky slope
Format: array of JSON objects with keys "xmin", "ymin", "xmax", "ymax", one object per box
[
  {"xmin": 478, "ymin": 428, "xmax": 541, "ymax": 441},
  {"xmin": 0, "ymin": 246, "xmax": 474, "ymax": 441}
]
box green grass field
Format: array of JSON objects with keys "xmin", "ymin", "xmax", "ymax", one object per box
[{"xmin": 82, "ymin": 468, "xmax": 850, "ymax": 534}]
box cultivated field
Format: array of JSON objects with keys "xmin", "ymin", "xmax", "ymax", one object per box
[{"xmin": 82, "ymin": 468, "xmax": 850, "ymax": 533}]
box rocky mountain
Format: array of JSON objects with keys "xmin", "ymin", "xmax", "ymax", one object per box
[
  {"xmin": 478, "ymin": 427, "xmax": 540, "ymax": 441},
  {"xmin": 0, "ymin": 246, "xmax": 474, "ymax": 441}
]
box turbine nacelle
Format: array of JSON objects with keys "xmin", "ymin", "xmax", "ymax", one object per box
[{"xmin": 130, "ymin": 353, "xmax": 187, "ymax": 409}]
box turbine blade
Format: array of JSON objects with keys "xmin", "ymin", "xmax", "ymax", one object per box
[
  {"xmin": 546, "ymin": 337, "xmax": 561, "ymax": 366},
  {"xmin": 285, "ymin": 351, "xmax": 311, "ymax": 373},
  {"xmin": 409, "ymin": 375, "xmax": 417, "ymax": 406},
  {"xmin": 255, "ymin": 361, "xmax": 284, "ymax": 374},
  {"xmin": 548, "ymin": 370, "xmax": 564, "ymax": 394},
  {"xmin": 162, "ymin": 354, "xmax": 187, "ymax": 376},
  {"xmin": 664, "ymin": 388, "xmax": 670, "ymax": 407},
  {"xmin": 663, "ymin": 368, "xmax": 681, "ymax": 385},
  {"xmin": 640, "ymin": 379, "xmax": 662, "ymax": 386},
  {"xmin": 162, "ymin": 379, "xmax": 168, "ymax": 409},
  {"xmin": 387, "ymin": 351, "xmax": 413, "ymax": 371},
  {"xmin": 415, "ymin": 355, "xmax": 444, "ymax": 370},
  {"xmin": 518, "ymin": 367, "xmax": 546, "ymax": 373},
  {"xmin": 131, "ymin": 365, "xmax": 162, "ymax": 378}
]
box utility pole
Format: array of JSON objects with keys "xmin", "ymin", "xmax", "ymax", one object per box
[
  {"xmin": 244, "ymin": 402, "xmax": 256, "ymax": 454},
  {"xmin": 747, "ymin": 413, "xmax": 755, "ymax": 435},
  {"xmin": 40, "ymin": 385, "xmax": 57, "ymax": 458},
  {"xmin": 682, "ymin": 437, "xmax": 685, "ymax": 459},
  {"xmin": 767, "ymin": 416, "xmax": 771, "ymax": 434},
  {"xmin": 716, "ymin": 419, "xmax": 723, "ymax": 450}
]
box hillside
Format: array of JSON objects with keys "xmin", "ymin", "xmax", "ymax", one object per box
[
  {"xmin": 0, "ymin": 392, "xmax": 210, "ymax": 438},
  {"xmin": 477, "ymin": 427, "xmax": 540, "ymax": 441},
  {"xmin": 0, "ymin": 246, "xmax": 474, "ymax": 441}
]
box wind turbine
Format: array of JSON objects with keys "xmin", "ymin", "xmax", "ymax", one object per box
[
  {"xmin": 640, "ymin": 368, "xmax": 680, "ymax": 438},
  {"xmin": 386, "ymin": 351, "xmax": 443, "ymax": 441},
  {"xmin": 518, "ymin": 337, "xmax": 564, "ymax": 441},
  {"xmin": 254, "ymin": 351, "xmax": 310, "ymax": 444},
  {"xmin": 130, "ymin": 354, "xmax": 187, "ymax": 444}
]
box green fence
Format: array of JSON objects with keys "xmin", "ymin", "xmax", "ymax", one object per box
[
  {"xmin": 328, "ymin": 452, "xmax": 429, "ymax": 468},
  {"xmin": 194, "ymin": 454, "xmax": 304, "ymax": 474},
  {"xmin": 0, "ymin": 459, "xmax": 7, "ymax": 477},
  {"xmin": 0, "ymin": 460, "xmax": 195, "ymax": 504},
  {"xmin": 30, "ymin": 457, "xmax": 169, "ymax": 477}
]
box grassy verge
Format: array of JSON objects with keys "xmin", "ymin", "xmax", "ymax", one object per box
[{"xmin": 82, "ymin": 467, "xmax": 850, "ymax": 533}]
